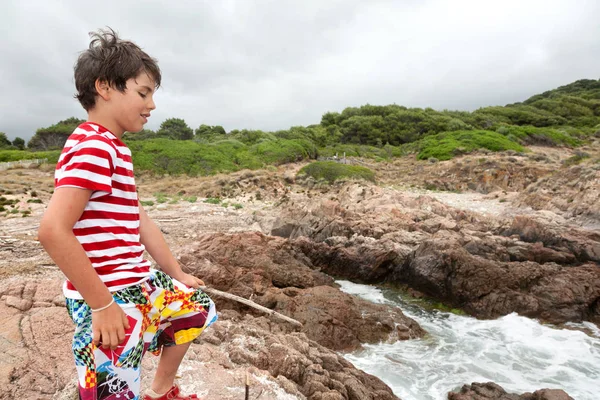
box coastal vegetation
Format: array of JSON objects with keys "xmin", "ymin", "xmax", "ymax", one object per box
[
  {"xmin": 1, "ymin": 79, "xmax": 598, "ymax": 176},
  {"xmin": 298, "ymin": 161, "xmax": 376, "ymax": 183}
]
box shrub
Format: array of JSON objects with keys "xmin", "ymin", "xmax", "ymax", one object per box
[
  {"xmin": 563, "ymin": 152, "xmax": 590, "ymax": 166},
  {"xmin": 318, "ymin": 144, "xmax": 400, "ymax": 159},
  {"xmin": 496, "ymin": 125, "xmax": 581, "ymax": 147},
  {"xmin": 249, "ymin": 139, "xmax": 317, "ymax": 165},
  {"xmin": 416, "ymin": 130, "xmax": 525, "ymax": 161},
  {"xmin": 298, "ymin": 161, "xmax": 376, "ymax": 183}
]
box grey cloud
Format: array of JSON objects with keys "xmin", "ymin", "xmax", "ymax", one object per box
[{"xmin": 1, "ymin": 0, "xmax": 599, "ymax": 141}]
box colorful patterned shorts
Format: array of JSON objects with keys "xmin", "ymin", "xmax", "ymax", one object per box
[{"xmin": 66, "ymin": 269, "xmax": 218, "ymax": 400}]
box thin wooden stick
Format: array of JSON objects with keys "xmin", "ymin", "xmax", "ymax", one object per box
[
  {"xmin": 245, "ymin": 370, "xmax": 250, "ymax": 400},
  {"xmin": 199, "ymin": 285, "xmax": 303, "ymax": 328},
  {"xmin": 156, "ymin": 218, "xmax": 185, "ymax": 222}
]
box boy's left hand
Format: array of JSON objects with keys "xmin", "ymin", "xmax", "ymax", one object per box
[{"xmin": 175, "ymin": 272, "xmax": 205, "ymax": 289}]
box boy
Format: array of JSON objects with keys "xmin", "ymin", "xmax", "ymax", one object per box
[{"xmin": 38, "ymin": 28, "xmax": 216, "ymax": 400}]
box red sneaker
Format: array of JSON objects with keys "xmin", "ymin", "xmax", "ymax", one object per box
[{"xmin": 141, "ymin": 384, "xmax": 199, "ymax": 400}]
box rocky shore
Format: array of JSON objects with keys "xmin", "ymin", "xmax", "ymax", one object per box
[{"xmin": 2, "ymin": 143, "xmax": 598, "ymax": 399}]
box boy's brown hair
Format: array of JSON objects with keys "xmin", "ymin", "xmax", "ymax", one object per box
[{"xmin": 74, "ymin": 27, "xmax": 161, "ymax": 111}]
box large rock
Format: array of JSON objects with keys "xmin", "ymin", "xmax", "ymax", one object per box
[
  {"xmin": 448, "ymin": 382, "xmax": 574, "ymax": 400},
  {"xmin": 204, "ymin": 310, "xmax": 401, "ymax": 400},
  {"xmin": 515, "ymin": 163, "xmax": 600, "ymax": 224},
  {"xmin": 500, "ymin": 216, "xmax": 600, "ymax": 263},
  {"xmin": 178, "ymin": 232, "xmax": 425, "ymax": 351},
  {"xmin": 390, "ymin": 237, "xmax": 600, "ymax": 323},
  {"xmin": 268, "ymin": 182, "xmax": 600, "ymax": 325},
  {"xmin": 259, "ymin": 285, "xmax": 425, "ymax": 351},
  {"xmin": 0, "ymin": 277, "xmax": 74, "ymax": 399}
]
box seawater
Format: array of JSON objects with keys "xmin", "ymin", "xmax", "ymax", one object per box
[{"xmin": 337, "ymin": 280, "xmax": 600, "ymax": 400}]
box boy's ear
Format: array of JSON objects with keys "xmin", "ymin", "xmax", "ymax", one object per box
[{"xmin": 95, "ymin": 79, "xmax": 111, "ymax": 101}]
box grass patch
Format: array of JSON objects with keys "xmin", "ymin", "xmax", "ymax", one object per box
[
  {"xmin": 154, "ymin": 193, "xmax": 168, "ymax": 204},
  {"xmin": 415, "ymin": 130, "xmax": 525, "ymax": 161},
  {"xmin": 318, "ymin": 144, "xmax": 402, "ymax": 160},
  {"xmin": 0, "ymin": 150, "xmax": 61, "ymax": 163},
  {"xmin": 140, "ymin": 200, "xmax": 155, "ymax": 207},
  {"xmin": 27, "ymin": 199, "xmax": 43, "ymax": 204},
  {"xmin": 126, "ymin": 137, "xmax": 317, "ymax": 175},
  {"xmin": 184, "ymin": 196, "xmax": 197, "ymax": 203},
  {"xmin": 232, "ymin": 203, "xmax": 243, "ymax": 209},
  {"xmin": 204, "ymin": 197, "xmax": 221, "ymax": 204},
  {"xmin": 563, "ymin": 151, "xmax": 591, "ymax": 166},
  {"xmin": 0, "ymin": 197, "xmax": 17, "ymax": 207},
  {"xmin": 298, "ymin": 161, "xmax": 376, "ymax": 183}
]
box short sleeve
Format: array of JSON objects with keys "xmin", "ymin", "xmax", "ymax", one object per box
[{"xmin": 55, "ymin": 138, "xmax": 116, "ymax": 194}]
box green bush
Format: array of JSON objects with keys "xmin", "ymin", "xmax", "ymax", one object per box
[
  {"xmin": 126, "ymin": 137, "xmax": 317, "ymax": 175},
  {"xmin": 249, "ymin": 138, "xmax": 317, "ymax": 165},
  {"xmin": 415, "ymin": 130, "xmax": 525, "ymax": 161},
  {"xmin": 318, "ymin": 144, "xmax": 401, "ymax": 159},
  {"xmin": 127, "ymin": 139, "xmax": 239, "ymax": 176},
  {"xmin": 496, "ymin": 125, "xmax": 581, "ymax": 146},
  {"xmin": 204, "ymin": 197, "xmax": 221, "ymax": 204},
  {"xmin": 298, "ymin": 161, "xmax": 376, "ymax": 183}
]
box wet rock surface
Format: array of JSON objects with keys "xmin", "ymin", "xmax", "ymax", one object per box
[
  {"xmin": 448, "ymin": 382, "xmax": 574, "ymax": 400},
  {"xmin": 178, "ymin": 232, "xmax": 425, "ymax": 351}
]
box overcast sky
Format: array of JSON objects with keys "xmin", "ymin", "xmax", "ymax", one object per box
[{"xmin": 1, "ymin": 0, "xmax": 599, "ymax": 141}]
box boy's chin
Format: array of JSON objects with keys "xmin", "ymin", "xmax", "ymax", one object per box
[{"xmin": 126, "ymin": 125, "xmax": 145, "ymax": 134}]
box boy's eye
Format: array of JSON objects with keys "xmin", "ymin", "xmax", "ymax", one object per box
[{"xmin": 139, "ymin": 92, "xmax": 147, "ymax": 99}]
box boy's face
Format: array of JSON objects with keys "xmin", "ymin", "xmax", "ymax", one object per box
[{"xmin": 108, "ymin": 72, "xmax": 156, "ymax": 135}]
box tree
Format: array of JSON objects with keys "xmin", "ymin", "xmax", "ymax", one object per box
[
  {"xmin": 125, "ymin": 129, "xmax": 156, "ymax": 140},
  {"xmin": 0, "ymin": 132, "xmax": 11, "ymax": 148},
  {"xmin": 212, "ymin": 125, "xmax": 226, "ymax": 135},
  {"xmin": 195, "ymin": 124, "xmax": 226, "ymax": 137},
  {"xmin": 195, "ymin": 124, "xmax": 212, "ymax": 137},
  {"xmin": 339, "ymin": 115, "xmax": 385, "ymax": 145},
  {"xmin": 12, "ymin": 137, "xmax": 25, "ymax": 150},
  {"xmin": 28, "ymin": 117, "xmax": 85, "ymax": 150},
  {"xmin": 157, "ymin": 118, "xmax": 193, "ymax": 140}
]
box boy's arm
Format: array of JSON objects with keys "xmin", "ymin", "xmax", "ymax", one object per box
[
  {"xmin": 38, "ymin": 187, "xmax": 129, "ymax": 349},
  {"xmin": 138, "ymin": 203, "xmax": 204, "ymax": 287}
]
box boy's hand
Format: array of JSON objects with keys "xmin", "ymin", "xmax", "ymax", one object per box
[
  {"xmin": 175, "ymin": 272, "xmax": 205, "ymax": 289},
  {"xmin": 92, "ymin": 302, "xmax": 131, "ymax": 350}
]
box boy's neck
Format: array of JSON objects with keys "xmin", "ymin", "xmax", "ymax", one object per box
[{"xmin": 87, "ymin": 110, "xmax": 124, "ymax": 140}]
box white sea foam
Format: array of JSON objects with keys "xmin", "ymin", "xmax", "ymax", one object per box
[{"xmin": 336, "ymin": 280, "xmax": 600, "ymax": 400}]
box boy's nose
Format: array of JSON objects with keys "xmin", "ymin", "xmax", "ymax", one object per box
[{"xmin": 148, "ymin": 98, "xmax": 156, "ymax": 110}]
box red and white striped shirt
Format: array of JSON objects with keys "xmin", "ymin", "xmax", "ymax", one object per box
[{"xmin": 55, "ymin": 122, "xmax": 151, "ymax": 299}]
